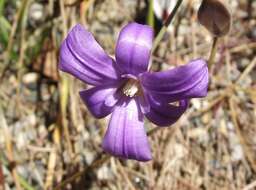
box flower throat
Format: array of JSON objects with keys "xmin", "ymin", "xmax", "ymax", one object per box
[{"xmin": 122, "ymin": 78, "xmax": 141, "ymax": 97}]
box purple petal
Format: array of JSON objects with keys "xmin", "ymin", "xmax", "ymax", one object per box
[
  {"xmin": 115, "ymin": 23, "xmax": 153, "ymax": 76},
  {"xmin": 79, "ymin": 84, "xmax": 120, "ymax": 118},
  {"xmin": 145, "ymin": 95, "xmax": 189, "ymax": 126},
  {"xmin": 59, "ymin": 24, "xmax": 119, "ymax": 86},
  {"xmin": 140, "ymin": 59, "xmax": 209, "ymax": 103},
  {"xmin": 138, "ymin": 95, "xmax": 150, "ymax": 114},
  {"xmin": 102, "ymin": 98, "xmax": 152, "ymax": 161}
]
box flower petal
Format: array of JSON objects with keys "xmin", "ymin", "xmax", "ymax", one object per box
[
  {"xmin": 79, "ymin": 84, "xmax": 120, "ymax": 118},
  {"xmin": 59, "ymin": 24, "xmax": 119, "ymax": 86},
  {"xmin": 140, "ymin": 59, "xmax": 209, "ymax": 103},
  {"xmin": 115, "ymin": 23, "xmax": 153, "ymax": 76},
  {"xmin": 102, "ymin": 98, "xmax": 152, "ymax": 161},
  {"xmin": 145, "ymin": 95, "xmax": 189, "ymax": 126}
]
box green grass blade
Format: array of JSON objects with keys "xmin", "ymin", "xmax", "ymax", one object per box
[
  {"xmin": 0, "ymin": 16, "xmax": 11, "ymax": 48},
  {"xmin": 17, "ymin": 175, "xmax": 36, "ymax": 190},
  {"xmin": 0, "ymin": 0, "xmax": 5, "ymax": 15}
]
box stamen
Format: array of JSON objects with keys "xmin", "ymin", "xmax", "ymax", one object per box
[{"xmin": 122, "ymin": 79, "xmax": 140, "ymax": 97}]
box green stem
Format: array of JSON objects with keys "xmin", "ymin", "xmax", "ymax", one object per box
[
  {"xmin": 0, "ymin": 0, "xmax": 6, "ymax": 15},
  {"xmin": 152, "ymin": 26, "xmax": 167, "ymax": 53},
  {"xmin": 147, "ymin": 0, "xmax": 154, "ymax": 28},
  {"xmin": 152, "ymin": 0, "xmax": 183, "ymax": 52},
  {"xmin": 208, "ymin": 37, "xmax": 219, "ymax": 69}
]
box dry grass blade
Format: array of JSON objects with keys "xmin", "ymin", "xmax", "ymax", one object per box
[
  {"xmin": 53, "ymin": 155, "xmax": 110, "ymax": 190},
  {"xmin": 243, "ymin": 180, "xmax": 256, "ymax": 190},
  {"xmin": 58, "ymin": 0, "xmax": 74, "ymax": 160},
  {"xmin": 0, "ymin": 163, "xmax": 4, "ymax": 190},
  {"xmin": 44, "ymin": 149, "xmax": 57, "ymax": 190},
  {"xmin": 1, "ymin": 0, "xmax": 29, "ymax": 79},
  {"xmin": 0, "ymin": 108, "xmax": 21, "ymax": 190},
  {"xmin": 229, "ymin": 99, "xmax": 256, "ymax": 173},
  {"xmin": 236, "ymin": 57, "xmax": 256, "ymax": 83},
  {"xmin": 116, "ymin": 160, "xmax": 137, "ymax": 190}
]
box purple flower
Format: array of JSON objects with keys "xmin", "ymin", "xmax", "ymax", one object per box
[{"xmin": 59, "ymin": 23, "xmax": 208, "ymax": 161}]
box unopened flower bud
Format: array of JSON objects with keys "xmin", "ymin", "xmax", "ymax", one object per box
[{"xmin": 198, "ymin": 0, "xmax": 231, "ymax": 36}]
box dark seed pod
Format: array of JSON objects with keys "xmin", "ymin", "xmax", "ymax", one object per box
[{"xmin": 198, "ymin": 0, "xmax": 231, "ymax": 36}]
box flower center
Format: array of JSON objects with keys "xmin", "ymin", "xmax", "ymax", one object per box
[{"xmin": 122, "ymin": 79, "xmax": 140, "ymax": 97}]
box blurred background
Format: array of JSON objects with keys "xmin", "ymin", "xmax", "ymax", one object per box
[{"xmin": 0, "ymin": 0, "xmax": 255, "ymax": 189}]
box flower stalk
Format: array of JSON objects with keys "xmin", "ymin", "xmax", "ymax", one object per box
[
  {"xmin": 208, "ymin": 36, "xmax": 219, "ymax": 69},
  {"xmin": 197, "ymin": 0, "xmax": 231, "ymax": 69}
]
